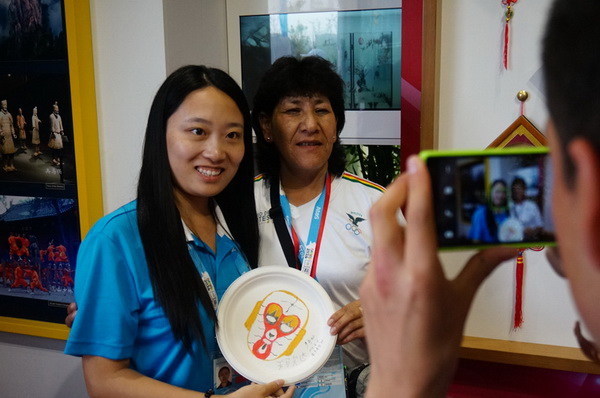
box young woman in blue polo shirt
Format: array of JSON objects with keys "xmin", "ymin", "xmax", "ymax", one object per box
[{"xmin": 65, "ymin": 65, "xmax": 294, "ymax": 397}]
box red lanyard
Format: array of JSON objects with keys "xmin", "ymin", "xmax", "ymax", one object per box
[{"xmin": 287, "ymin": 174, "xmax": 332, "ymax": 278}]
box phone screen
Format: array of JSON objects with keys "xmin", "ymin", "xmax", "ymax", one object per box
[{"xmin": 422, "ymin": 148, "xmax": 555, "ymax": 250}]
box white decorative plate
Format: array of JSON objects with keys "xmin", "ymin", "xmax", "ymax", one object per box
[
  {"xmin": 498, "ymin": 217, "xmax": 525, "ymax": 242},
  {"xmin": 216, "ymin": 266, "xmax": 337, "ymax": 385}
]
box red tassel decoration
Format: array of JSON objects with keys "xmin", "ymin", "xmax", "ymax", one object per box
[
  {"xmin": 502, "ymin": 0, "xmax": 518, "ymax": 70},
  {"xmin": 513, "ymin": 249, "xmax": 525, "ymax": 329},
  {"xmin": 503, "ymin": 16, "xmax": 510, "ymax": 69}
]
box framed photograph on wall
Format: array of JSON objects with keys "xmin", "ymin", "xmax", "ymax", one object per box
[
  {"xmin": 226, "ymin": 0, "xmax": 402, "ymax": 145},
  {"xmin": 0, "ymin": 0, "xmax": 102, "ymax": 340}
]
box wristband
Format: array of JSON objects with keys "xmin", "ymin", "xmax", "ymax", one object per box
[{"xmin": 205, "ymin": 389, "xmax": 214, "ymax": 397}]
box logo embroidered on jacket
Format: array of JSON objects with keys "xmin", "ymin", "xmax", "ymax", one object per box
[{"xmin": 345, "ymin": 212, "xmax": 365, "ymax": 235}]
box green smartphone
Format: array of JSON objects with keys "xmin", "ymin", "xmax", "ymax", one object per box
[{"xmin": 420, "ymin": 147, "xmax": 555, "ymax": 250}]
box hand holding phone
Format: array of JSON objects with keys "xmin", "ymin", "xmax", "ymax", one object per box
[{"xmin": 420, "ymin": 147, "xmax": 555, "ymax": 250}]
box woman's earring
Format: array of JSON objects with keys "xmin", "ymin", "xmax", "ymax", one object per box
[{"xmin": 265, "ymin": 136, "xmax": 271, "ymax": 142}]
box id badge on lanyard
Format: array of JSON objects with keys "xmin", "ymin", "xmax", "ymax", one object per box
[
  {"xmin": 279, "ymin": 174, "xmax": 332, "ymax": 279},
  {"xmin": 187, "ymin": 243, "xmax": 218, "ymax": 311}
]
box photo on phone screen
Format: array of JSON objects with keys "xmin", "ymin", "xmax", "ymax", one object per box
[{"xmin": 421, "ymin": 148, "xmax": 555, "ymax": 250}]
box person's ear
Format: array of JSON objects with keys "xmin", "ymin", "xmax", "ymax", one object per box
[
  {"xmin": 568, "ymin": 138, "xmax": 600, "ymax": 269},
  {"xmin": 259, "ymin": 113, "xmax": 272, "ymax": 140}
]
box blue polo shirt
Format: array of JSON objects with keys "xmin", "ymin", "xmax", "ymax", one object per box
[
  {"xmin": 468, "ymin": 205, "xmax": 509, "ymax": 243},
  {"xmin": 64, "ymin": 200, "xmax": 249, "ymax": 392}
]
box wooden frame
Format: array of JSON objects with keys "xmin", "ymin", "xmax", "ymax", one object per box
[
  {"xmin": 461, "ymin": 336, "xmax": 600, "ymax": 375},
  {"xmin": 400, "ymin": 0, "xmax": 440, "ymax": 170},
  {"xmin": 224, "ymin": 0, "xmax": 440, "ymax": 162},
  {"xmin": 488, "ymin": 114, "xmax": 547, "ymax": 148},
  {"xmin": 0, "ymin": 0, "xmax": 103, "ymax": 340},
  {"xmin": 226, "ymin": 0, "xmax": 403, "ymax": 145},
  {"xmin": 420, "ymin": 0, "xmax": 440, "ymax": 151}
]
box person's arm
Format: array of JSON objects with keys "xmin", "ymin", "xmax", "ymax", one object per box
[
  {"xmin": 69, "ymin": 306, "xmax": 295, "ymax": 397},
  {"xmin": 82, "ymin": 356, "xmax": 295, "ymax": 398},
  {"xmin": 65, "ymin": 301, "xmax": 77, "ymax": 328},
  {"xmin": 359, "ymin": 156, "xmax": 515, "ymax": 398},
  {"xmin": 83, "ymin": 356, "xmax": 200, "ymax": 397},
  {"xmin": 327, "ymin": 300, "xmax": 364, "ymax": 345}
]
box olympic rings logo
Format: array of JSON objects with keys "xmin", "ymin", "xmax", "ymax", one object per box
[{"xmin": 346, "ymin": 223, "xmax": 361, "ymax": 235}]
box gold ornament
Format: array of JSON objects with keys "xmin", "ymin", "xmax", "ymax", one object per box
[{"xmin": 517, "ymin": 90, "xmax": 528, "ymax": 102}]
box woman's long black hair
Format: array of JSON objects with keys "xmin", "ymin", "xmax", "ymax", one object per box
[{"xmin": 137, "ymin": 65, "xmax": 259, "ymax": 350}]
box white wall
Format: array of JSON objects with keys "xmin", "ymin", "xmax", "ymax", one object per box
[
  {"xmin": 438, "ymin": 0, "xmax": 550, "ymax": 149},
  {"xmin": 1, "ymin": 1, "xmax": 586, "ymax": 397},
  {"xmin": 438, "ymin": 0, "xmax": 581, "ymax": 348},
  {"xmin": 92, "ymin": 0, "xmax": 167, "ymax": 213},
  {"xmin": 163, "ymin": 0, "xmax": 228, "ymax": 74}
]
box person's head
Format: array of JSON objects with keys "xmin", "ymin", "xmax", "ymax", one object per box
[
  {"xmin": 33, "ymin": 106, "xmax": 37, "ymax": 115},
  {"xmin": 489, "ymin": 179, "xmax": 508, "ymax": 208},
  {"xmin": 136, "ymin": 65, "xmax": 259, "ymax": 351},
  {"xmin": 166, "ymin": 86, "xmax": 245, "ymax": 204},
  {"xmin": 139, "ymin": 64, "xmax": 253, "ymax": 207},
  {"xmin": 1, "ymin": 99, "xmax": 7, "ymax": 110},
  {"xmin": 252, "ymin": 55, "xmax": 346, "ymax": 181},
  {"xmin": 543, "ymin": 0, "xmax": 600, "ymax": 348},
  {"xmin": 218, "ymin": 366, "xmax": 231, "ymax": 383},
  {"xmin": 53, "ymin": 103, "xmax": 59, "ymax": 114},
  {"xmin": 510, "ymin": 177, "xmax": 526, "ymax": 203},
  {"xmin": 18, "ymin": 108, "xmax": 22, "ymax": 114}
]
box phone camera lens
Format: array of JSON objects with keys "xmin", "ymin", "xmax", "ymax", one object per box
[{"xmin": 444, "ymin": 230, "xmax": 455, "ymax": 239}]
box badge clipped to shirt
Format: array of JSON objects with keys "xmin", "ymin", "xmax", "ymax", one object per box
[
  {"xmin": 187, "ymin": 240, "xmax": 220, "ymax": 311},
  {"xmin": 212, "ymin": 352, "xmax": 250, "ymax": 394},
  {"xmin": 201, "ymin": 271, "xmax": 218, "ymax": 311}
]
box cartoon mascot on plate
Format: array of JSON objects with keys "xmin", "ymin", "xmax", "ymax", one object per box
[{"xmin": 245, "ymin": 290, "xmax": 309, "ymax": 361}]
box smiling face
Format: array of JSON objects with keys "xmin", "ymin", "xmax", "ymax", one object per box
[
  {"xmin": 218, "ymin": 367, "xmax": 230, "ymax": 383},
  {"xmin": 260, "ymin": 95, "xmax": 337, "ymax": 181},
  {"xmin": 490, "ymin": 181, "xmax": 507, "ymax": 207},
  {"xmin": 511, "ymin": 180, "xmax": 526, "ymax": 203},
  {"xmin": 166, "ymin": 86, "xmax": 245, "ymax": 205}
]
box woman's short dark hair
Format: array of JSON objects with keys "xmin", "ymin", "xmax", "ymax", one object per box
[
  {"xmin": 251, "ymin": 56, "xmax": 347, "ymax": 181},
  {"xmin": 137, "ymin": 65, "xmax": 258, "ymax": 350},
  {"xmin": 511, "ymin": 177, "xmax": 526, "ymax": 189}
]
